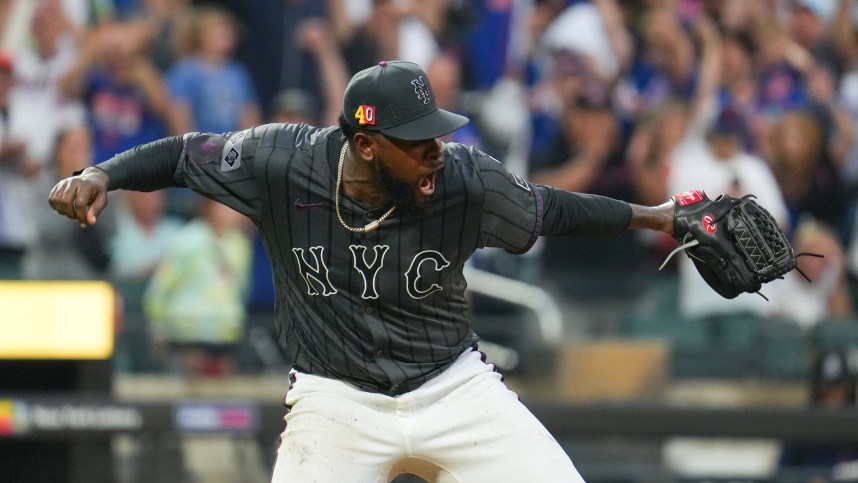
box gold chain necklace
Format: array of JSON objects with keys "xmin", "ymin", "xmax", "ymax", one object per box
[{"xmin": 335, "ymin": 141, "xmax": 396, "ymax": 233}]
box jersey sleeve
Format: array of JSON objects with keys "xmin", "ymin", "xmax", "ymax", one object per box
[
  {"xmin": 175, "ymin": 127, "xmax": 263, "ymax": 223},
  {"xmin": 536, "ymin": 186, "xmax": 632, "ymax": 236},
  {"xmin": 474, "ymin": 151, "xmax": 542, "ymax": 254}
]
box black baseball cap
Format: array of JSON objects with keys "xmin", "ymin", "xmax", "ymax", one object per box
[{"xmin": 343, "ymin": 60, "xmax": 469, "ymax": 140}]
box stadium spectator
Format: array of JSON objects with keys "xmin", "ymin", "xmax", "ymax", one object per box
[
  {"xmin": 626, "ymin": 14, "xmax": 723, "ymax": 207},
  {"xmin": 768, "ymin": 110, "xmax": 853, "ymax": 242},
  {"xmin": 326, "ymin": 0, "xmax": 447, "ymax": 72},
  {"xmin": 8, "ymin": 1, "xmax": 85, "ymax": 171},
  {"xmin": 58, "ymin": 20, "xmax": 178, "ymax": 164},
  {"xmin": 539, "ymin": 0, "xmax": 630, "ymax": 84},
  {"xmin": 166, "ymin": 4, "xmax": 261, "ymax": 134},
  {"xmin": 530, "ymin": 75, "xmax": 623, "ymax": 196},
  {"xmin": 779, "ymin": 349, "xmax": 858, "ymax": 479},
  {"xmin": 715, "ymin": 31, "xmax": 759, "ymax": 151},
  {"xmin": 128, "ymin": 0, "xmax": 193, "ymax": 73},
  {"xmin": 292, "ymin": 17, "xmax": 349, "ymax": 127},
  {"xmin": 109, "ymin": 189, "xmax": 184, "ymax": 373},
  {"xmin": 529, "ymin": 65, "xmax": 649, "ymax": 329},
  {"xmin": 0, "ymin": 50, "xmax": 33, "ymax": 279},
  {"xmin": 109, "ymin": 190, "xmax": 183, "ymax": 282},
  {"xmin": 776, "ymin": 218, "xmax": 853, "ymax": 330},
  {"xmin": 789, "ymin": 0, "xmax": 841, "ymax": 76},
  {"xmin": 426, "ymin": 52, "xmax": 484, "ymax": 148},
  {"xmin": 750, "ymin": 18, "xmax": 811, "ymax": 152},
  {"xmin": 1, "ymin": 2, "xmax": 89, "ymax": 280},
  {"xmin": 622, "ymin": 2, "xmax": 697, "ymax": 118},
  {"xmin": 144, "ymin": 198, "xmax": 253, "ymax": 377},
  {"xmin": 22, "ymin": 125, "xmax": 115, "ymax": 281}
]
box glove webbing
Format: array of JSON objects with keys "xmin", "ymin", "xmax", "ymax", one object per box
[{"xmin": 729, "ymin": 199, "xmax": 794, "ymax": 280}]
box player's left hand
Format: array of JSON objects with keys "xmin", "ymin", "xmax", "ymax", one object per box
[
  {"xmin": 664, "ymin": 190, "xmax": 802, "ymax": 299},
  {"xmin": 48, "ymin": 167, "xmax": 110, "ymax": 228}
]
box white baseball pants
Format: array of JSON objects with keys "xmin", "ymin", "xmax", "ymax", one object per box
[{"xmin": 270, "ymin": 349, "xmax": 585, "ymax": 482}]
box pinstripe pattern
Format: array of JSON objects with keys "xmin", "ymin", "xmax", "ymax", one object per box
[{"xmin": 176, "ymin": 123, "xmax": 541, "ymax": 394}]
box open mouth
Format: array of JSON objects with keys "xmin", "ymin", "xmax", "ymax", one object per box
[{"xmin": 419, "ymin": 170, "xmax": 438, "ymax": 197}]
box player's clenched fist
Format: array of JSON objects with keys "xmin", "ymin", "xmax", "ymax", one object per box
[{"xmin": 48, "ymin": 166, "xmax": 110, "ymax": 228}]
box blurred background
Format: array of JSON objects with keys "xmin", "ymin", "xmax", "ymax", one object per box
[{"xmin": 2, "ymin": 0, "xmax": 858, "ymax": 481}]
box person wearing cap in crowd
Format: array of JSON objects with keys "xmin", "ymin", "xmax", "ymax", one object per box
[
  {"xmin": 779, "ymin": 349, "xmax": 858, "ymax": 478},
  {"xmin": 50, "ymin": 59, "xmax": 687, "ymax": 482}
]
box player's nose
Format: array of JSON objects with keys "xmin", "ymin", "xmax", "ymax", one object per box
[{"xmin": 426, "ymin": 138, "xmax": 442, "ymax": 160}]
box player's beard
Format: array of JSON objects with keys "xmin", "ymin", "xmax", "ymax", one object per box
[{"xmin": 376, "ymin": 160, "xmax": 430, "ymax": 216}]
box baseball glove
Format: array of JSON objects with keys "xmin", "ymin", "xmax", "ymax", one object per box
[{"xmin": 661, "ymin": 190, "xmax": 812, "ymax": 299}]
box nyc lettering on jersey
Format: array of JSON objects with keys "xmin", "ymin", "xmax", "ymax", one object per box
[{"xmin": 292, "ymin": 245, "xmax": 451, "ymax": 300}]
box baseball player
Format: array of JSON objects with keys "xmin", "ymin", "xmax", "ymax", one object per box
[{"xmin": 50, "ymin": 60, "xmax": 678, "ymax": 482}]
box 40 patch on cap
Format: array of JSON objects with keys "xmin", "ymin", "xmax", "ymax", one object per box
[{"xmin": 355, "ymin": 105, "xmax": 376, "ymax": 125}]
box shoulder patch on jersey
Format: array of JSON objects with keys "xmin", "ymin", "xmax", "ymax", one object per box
[
  {"xmin": 220, "ymin": 130, "xmax": 248, "ymax": 172},
  {"xmin": 186, "ymin": 134, "xmax": 224, "ymax": 165}
]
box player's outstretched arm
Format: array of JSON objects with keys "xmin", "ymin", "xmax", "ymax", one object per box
[
  {"xmin": 48, "ymin": 135, "xmax": 185, "ymax": 227},
  {"xmin": 537, "ymin": 187, "xmax": 675, "ymax": 238},
  {"xmin": 628, "ymin": 199, "xmax": 675, "ymax": 234},
  {"xmin": 48, "ymin": 166, "xmax": 109, "ymax": 228}
]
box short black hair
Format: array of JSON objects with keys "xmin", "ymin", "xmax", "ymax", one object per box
[
  {"xmin": 339, "ymin": 112, "xmax": 358, "ymax": 143},
  {"xmin": 338, "ymin": 112, "xmax": 376, "ymax": 144}
]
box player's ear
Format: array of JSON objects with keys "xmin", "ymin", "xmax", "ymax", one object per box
[{"xmin": 353, "ymin": 132, "xmax": 376, "ymax": 162}]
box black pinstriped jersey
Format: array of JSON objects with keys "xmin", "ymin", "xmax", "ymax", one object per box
[{"xmin": 176, "ymin": 123, "xmax": 542, "ymax": 394}]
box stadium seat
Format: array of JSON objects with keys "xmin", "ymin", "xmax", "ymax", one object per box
[{"xmin": 757, "ymin": 318, "xmax": 809, "ymax": 379}]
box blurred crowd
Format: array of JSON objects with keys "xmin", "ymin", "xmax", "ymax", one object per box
[{"xmin": 1, "ymin": 0, "xmax": 858, "ymax": 382}]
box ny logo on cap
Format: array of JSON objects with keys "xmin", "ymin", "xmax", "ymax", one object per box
[{"xmin": 411, "ymin": 77, "xmax": 430, "ymax": 105}]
